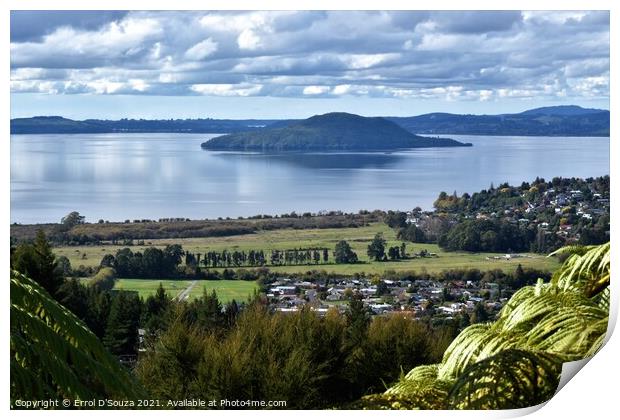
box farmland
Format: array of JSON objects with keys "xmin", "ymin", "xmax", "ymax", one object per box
[
  {"xmin": 81, "ymin": 278, "xmax": 257, "ymax": 302},
  {"xmin": 56, "ymin": 222, "xmax": 561, "ymax": 276}
]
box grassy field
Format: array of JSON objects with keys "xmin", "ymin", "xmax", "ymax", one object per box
[
  {"xmin": 81, "ymin": 278, "xmax": 257, "ymax": 302},
  {"xmin": 58, "ymin": 222, "xmax": 560, "ymax": 276},
  {"xmin": 113, "ymin": 279, "xmax": 192, "ymax": 299},
  {"xmin": 188, "ymin": 280, "xmax": 257, "ymax": 302}
]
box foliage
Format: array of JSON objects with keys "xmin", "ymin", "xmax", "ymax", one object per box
[
  {"xmin": 106, "ymin": 245, "xmax": 185, "ymax": 278},
  {"xmin": 103, "ymin": 291, "xmax": 143, "ymax": 356},
  {"xmin": 10, "ymin": 270, "xmax": 146, "ymax": 403},
  {"xmin": 334, "ymin": 240, "xmax": 358, "ymax": 264},
  {"xmin": 367, "ymin": 233, "xmax": 387, "ymax": 261},
  {"xmin": 11, "ymin": 213, "xmax": 375, "ymax": 246},
  {"xmin": 136, "ymin": 301, "xmax": 453, "ymax": 408},
  {"xmin": 61, "ymin": 211, "xmax": 85, "ymax": 229},
  {"xmin": 202, "ymin": 112, "xmax": 468, "ymax": 151},
  {"xmin": 91, "ymin": 267, "xmax": 117, "ymax": 291},
  {"xmin": 360, "ymin": 242, "xmax": 610, "ymax": 409},
  {"xmin": 438, "ymin": 219, "xmax": 533, "ymax": 253},
  {"xmin": 11, "ymin": 230, "xmax": 64, "ymax": 295}
]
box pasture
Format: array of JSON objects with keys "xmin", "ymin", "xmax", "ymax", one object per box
[{"xmin": 57, "ymin": 222, "xmax": 560, "ymax": 276}]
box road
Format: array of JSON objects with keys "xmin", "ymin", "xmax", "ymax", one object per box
[{"xmin": 175, "ymin": 280, "xmax": 198, "ymax": 301}]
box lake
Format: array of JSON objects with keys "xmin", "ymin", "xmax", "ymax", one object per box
[{"xmin": 10, "ymin": 133, "xmax": 610, "ymax": 224}]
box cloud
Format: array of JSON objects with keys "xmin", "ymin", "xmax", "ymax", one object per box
[
  {"xmin": 10, "ymin": 10, "xmax": 610, "ymax": 103},
  {"xmin": 10, "ymin": 10, "xmax": 128, "ymax": 42},
  {"xmin": 185, "ymin": 38, "xmax": 218, "ymax": 60}
]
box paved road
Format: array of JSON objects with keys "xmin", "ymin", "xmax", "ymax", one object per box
[{"xmin": 176, "ymin": 280, "xmax": 198, "ymax": 301}]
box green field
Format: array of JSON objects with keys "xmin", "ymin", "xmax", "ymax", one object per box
[
  {"xmin": 81, "ymin": 278, "xmax": 257, "ymax": 302},
  {"xmin": 188, "ymin": 280, "xmax": 258, "ymax": 302},
  {"xmin": 113, "ymin": 279, "xmax": 191, "ymax": 299},
  {"xmin": 58, "ymin": 222, "xmax": 560, "ymax": 276}
]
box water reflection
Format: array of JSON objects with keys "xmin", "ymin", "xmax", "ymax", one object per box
[
  {"xmin": 208, "ymin": 151, "xmax": 405, "ymax": 169},
  {"xmin": 11, "ymin": 133, "xmax": 609, "ymax": 224}
]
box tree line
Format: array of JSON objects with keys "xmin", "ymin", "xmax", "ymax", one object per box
[
  {"xmin": 135, "ymin": 295, "xmax": 458, "ymax": 408},
  {"xmin": 187, "ymin": 247, "xmax": 330, "ymax": 268}
]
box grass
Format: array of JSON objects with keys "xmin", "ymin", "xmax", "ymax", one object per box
[
  {"xmin": 110, "ymin": 279, "xmax": 191, "ymax": 300},
  {"xmin": 81, "ymin": 278, "xmax": 257, "ymax": 302},
  {"xmin": 57, "ymin": 222, "xmax": 560, "ymax": 276},
  {"xmin": 188, "ymin": 280, "xmax": 258, "ymax": 302}
]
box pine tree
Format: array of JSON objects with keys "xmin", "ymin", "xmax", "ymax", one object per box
[
  {"xmin": 11, "ymin": 230, "xmax": 63, "ymax": 295},
  {"xmin": 103, "ymin": 291, "xmax": 142, "ymax": 355}
]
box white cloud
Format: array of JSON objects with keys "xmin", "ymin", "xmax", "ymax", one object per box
[
  {"xmin": 237, "ymin": 29, "xmax": 262, "ymax": 50},
  {"xmin": 184, "ymin": 38, "xmax": 218, "ymax": 60},
  {"xmin": 9, "ymin": 10, "xmax": 609, "ymax": 103},
  {"xmin": 190, "ymin": 83, "xmax": 262, "ymax": 96},
  {"xmin": 302, "ymin": 85, "xmax": 330, "ymax": 95},
  {"xmin": 332, "ymin": 84, "xmax": 351, "ymax": 95}
]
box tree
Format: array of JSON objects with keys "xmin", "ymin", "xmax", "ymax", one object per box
[
  {"xmin": 91, "ymin": 267, "xmax": 117, "ymax": 292},
  {"xmin": 56, "ymin": 256, "xmax": 72, "ymax": 276},
  {"xmin": 334, "ymin": 240, "xmax": 358, "ymax": 264},
  {"xmin": 387, "ymin": 246, "xmax": 400, "ymax": 260},
  {"xmin": 469, "ymin": 302, "xmax": 489, "ymax": 324},
  {"xmin": 143, "ymin": 283, "xmax": 171, "ymax": 334},
  {"xmin": 367, "ymin": 233, "xmax": 386, "ymax": 261},
  {"xmin": 60, "ymin": 211, "xmax": 85, "ymax": 229},
  {"xmin": 103, "ymin": 291, "xmax": 142, "ymax": 355},
  {"xmin": 385, "ymin": 211, "xmax": 407, "ymax": 228},
  {"xmin": 223, "ymin": 299, "xmax": 239, "ymax": 328},
  {"xmin": 398, "ymin": 224, "xmax": 427, "ymax": 243},
  {"xmin": 11, "ymin": 230, "xmax": 63, "ymax": 296}
]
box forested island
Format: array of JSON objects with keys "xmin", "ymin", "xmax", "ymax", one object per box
[{"xmin": 200, "ymin": 112, "xmax": 471, "ymax": 151}]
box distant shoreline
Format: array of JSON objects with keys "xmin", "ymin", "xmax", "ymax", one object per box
[{"xmin": 10, "ymin": 105, "xmax": 610, "ymax": 137}]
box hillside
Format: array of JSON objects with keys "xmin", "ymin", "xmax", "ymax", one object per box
[
  {"xmin": 386, "ymin": 106, "xmax": 609, "ymax": 136},
  {"xmin": 10, "ymin": 116, "xmax": 278, "ymax": 134},
  {"xmin": 201, "ymin": 113, "xmax": 471, "ymax": 151},
  {"xmin": 11, "ymin": 105, "xmax": 609, "ymax": 136}
]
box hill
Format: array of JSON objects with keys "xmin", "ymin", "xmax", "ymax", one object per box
[
  {"xmin": 518, "ymin": 105, "xmax": 605, "ymax": 116},
  {"xmin": 386, "ymin": 106, "xmax": 609, "ymax": 136},
  {"xmin": 10, "ymin": 116, "xmax": 110, "ymax": 134},
  {"xmin": 200, "ymin": 113, "xmax": 471, "ymax": 151},
  {"xmin": 11, "ymin": 105, "xmax": 609, "ymax": 137},
  {"xmin": 10, "ymin": 116, "xmax": 278, "ymax": 134}
]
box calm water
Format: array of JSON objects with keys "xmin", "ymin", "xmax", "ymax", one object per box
[{"xmin": 11, "ymin": 133, "xmax": 609, "ymax": 224}]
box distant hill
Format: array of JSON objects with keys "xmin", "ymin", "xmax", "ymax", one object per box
[
  {"xmin": 11, "ymin": 105, "xmax": 609, "ymax": 136},
  {"xmin": 518, "ymin": 105, "xmax": 605, "ymax": 116},
  {"xmin": 10, "ymin": 116, "xmax": 278, "ymax": 134},
  {"xmin": 386, "ymin": 105, "xmax": 609, "ymax": 137},
  {"xmin": 10, "ymin": 116, "xmax": 110, "ymax": 134},
  {"xmin": 201, "ymin": 112, "xmax": 471, "ymax": 151}
]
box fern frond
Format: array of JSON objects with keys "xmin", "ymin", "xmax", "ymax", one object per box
[{"xmin": 10, "ymin": 270, "xmax": 147, "ymax": 403}]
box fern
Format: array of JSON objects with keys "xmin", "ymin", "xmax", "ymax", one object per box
[
  {"xmin": 10, "ymin": 270, "xmax": 147, "ymax": 403},
  {"xmin": 367, "ymin": 242, "xmax": 611, "ymax": 410}
]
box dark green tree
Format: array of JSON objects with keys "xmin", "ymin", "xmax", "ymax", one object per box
[
  {"xmin": 11, "ymin": 230, "xmax": 63, "ymax": 295},
  {"xmin": 60, "ymin": 211, "xmax": 85, "ymax": 229},
  {"xmin": 334, "ymin": 240, "xmax": 358, "ymax": 264},
  {"xmin": 367, "ymin": 233, "xmax": 386, "ymax": 261},
  {"xmin": 143, "ymin": 283, "xmax": 172, "ymax": 334},
  {"xmin": 470, "ymin": 302, "xmax": 490, "ymax": 324},
  {"xmin": 103, "ymin": 291, "xmax": 143, "ymax": 355}
]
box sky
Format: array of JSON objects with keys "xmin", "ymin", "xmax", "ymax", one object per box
[{"xmin": 10, "ymin": 10, "xmax": 610, "ymax": 119}]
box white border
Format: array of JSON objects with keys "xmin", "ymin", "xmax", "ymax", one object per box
[{"xmin": 3, "ymin": 1, "xmax": 616, "ymax": 419}]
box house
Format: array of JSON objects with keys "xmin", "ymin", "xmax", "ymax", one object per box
[{"xmin": 370, "ymin": 303, "xmax": 393, "ymax": 314}]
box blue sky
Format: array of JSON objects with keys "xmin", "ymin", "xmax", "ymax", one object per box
[{"xmin": 10, "ymin": 10, "xmax": 610, "ymax": 119}]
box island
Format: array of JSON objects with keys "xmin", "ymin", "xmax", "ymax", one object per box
[{"xmin": 200, "ymin": 112, "xmax": 472, "ymax": 151}]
